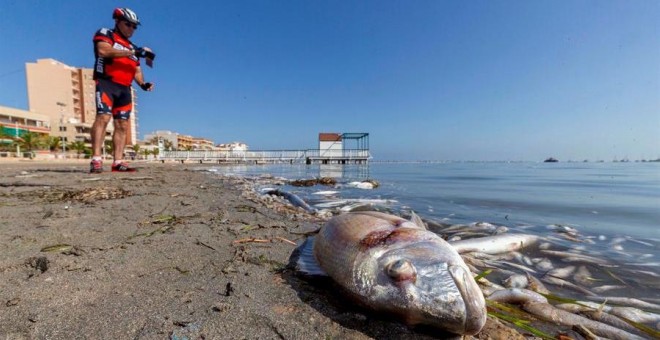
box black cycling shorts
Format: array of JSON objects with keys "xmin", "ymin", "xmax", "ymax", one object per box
[{"xmin": 95, "ymin": 78, "xmax": 133, "ymax": 120}]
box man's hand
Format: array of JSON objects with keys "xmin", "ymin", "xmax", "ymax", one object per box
[
  {"xmin": 140, "ymin": 82, "xmax": 154, "ymax": 91},
  {"xmin": 134, "ymin": 47, "xmax": 156, "ymax": 60}
]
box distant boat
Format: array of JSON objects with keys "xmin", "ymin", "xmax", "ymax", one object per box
[{"xmin": 543, "ymin": 157, "xmax": 559, "ymax": 163}]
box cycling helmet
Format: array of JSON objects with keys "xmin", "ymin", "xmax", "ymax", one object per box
[{"xmin": 112, "ymin": 8, "xmax": 140, "ymax": 26}]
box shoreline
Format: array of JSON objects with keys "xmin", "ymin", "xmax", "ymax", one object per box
[{"xmin": 0, "ymin": 161, "xmax": 523, "ymax": 339}]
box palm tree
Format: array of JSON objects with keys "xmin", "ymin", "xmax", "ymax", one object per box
[
  {"xmin": 132, "ymin": 144, "xmax": 140, "ymax": 154},
  {"xmin": 151, "ymin": 147, "xmax": 160, "ymax": 159},
  {"xmin": 17, "ymin": 132, "xmax": 43, "ymax": 152},
  {"xmin": 46, "ymin": 136, "xmax": 62, "ymax": 152},
  {"xmin": 163, "ymin": 139, "xmax": 174, "ymax": 151},
  {"xmin": 0, "ymin": 125, "xmax": 16, "ymax": 152},
  {"xmin": 104, "ymin": 140, "xmax": 114, "ymax": 156},
  {"xmin": 141, "ymin": 148, "xmax": 151, "ymax": 159},
  {"xmin": 69, "ymin": 141, "xmax": 87, "ymax": 158},
  {"xmin": 0, "ymin": 124, "xmax": 11, "ymax": 139}
]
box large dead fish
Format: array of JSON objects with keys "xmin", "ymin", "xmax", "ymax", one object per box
[{"xmin": 296, "ymin": 211, "xmax": 487, "ymax": 335}]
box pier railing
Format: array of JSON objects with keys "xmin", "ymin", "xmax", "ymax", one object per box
[{"xmin": 159, "ymin": 149, "xmax": 370, "ymax": 164}]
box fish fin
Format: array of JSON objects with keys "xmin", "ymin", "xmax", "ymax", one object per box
[
  {"xmin": 409, "ymin": 211, "xmax": 427, "ymax": 230},
  {"xmin": 295, "ymin": 237, "xmax": 328, "ymax": 276}
]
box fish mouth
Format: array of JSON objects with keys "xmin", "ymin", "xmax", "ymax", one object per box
[{"xmin": 449, "ymin": 265, "xmax": 486, "ymax": 335}]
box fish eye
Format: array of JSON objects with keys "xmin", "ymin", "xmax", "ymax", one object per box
[{"xmin": 386, "ymin": 259, "xmax": 417, "ymax": 282}]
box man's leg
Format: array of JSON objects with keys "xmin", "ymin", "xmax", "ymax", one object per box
[
  {"xmin": 109, "ymin": 84, "xmax": 136, "ymax": 172},
  {"xmin": 112, "ymin": 118, "xmax": 129, "ymax": 161},
  {"xmin": 91, "ymin": 114, "xmax": 111, "ymax": 158}
]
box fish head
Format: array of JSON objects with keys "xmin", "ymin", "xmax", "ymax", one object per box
[{"xmin": 360, "ymin": 242, "xmax": 486, "ymax": 335}]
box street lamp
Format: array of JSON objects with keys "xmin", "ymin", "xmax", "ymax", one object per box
[
  {"xmin": 56, "ymin": 102, "xmax": 66, "ymax": 158},
  {"xmin": 15, "ymin": 121, "xmax": 20, "ymax": 157}
]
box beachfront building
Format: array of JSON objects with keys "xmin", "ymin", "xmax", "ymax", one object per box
[
  {"xmin": 143, "ymin": 130, "xmax": 179, "ymax": 150},
  {"xmin": 0, "ymin": 105, "xmax": 51, "ymax": 156},
  {"xmin": 177, "ymin": 134, "xmax": 194, "ymax": 151},
  {"xmin": 216, "ymin": 142, "xmax": 248, "ymax": 152},
  {"xmin": 192, "ymin": 137, "xmax": 216, "ymax": 150},
  {"xmin": 143, "ymin": 130, "xmax": 219, "ymax": 151},
  {"xmin": 25, "ymin": 58, "xmax": 139, "ymax": 147},
  {"xmin": 319, "ymin": 133, "xmax": 343, "ymax": 158}
]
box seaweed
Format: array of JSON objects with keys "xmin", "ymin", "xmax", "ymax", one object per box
[{"xmin": 487, "ymin": 311, "xmax": 554, "ymax": 340}]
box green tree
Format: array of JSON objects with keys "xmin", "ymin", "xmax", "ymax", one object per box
[
  {"xmin": 141, "ymin": 148, "xmax": 151, "ymax": 159},
  {"xmin": 151, "ymin": 147, "xmax": 159, "ymax": 158},
  {"xmin": 163, "ymin": 139, "xmax": 174, "ymax": 151},
  {"xmin": 17, "ymin": 132, "xmax": 43, "ymax": 152},
  {"xmin": 0, "ymin": 124, "xmax": 13, "ymax": 140},
  {"xmin": 0, "ymin": 125, "xmax": 15, "ymax": 150},
  {"xmin": 46, "ymin": 136, "xmax": 62, "ymax": 152},
  {"xmin": 104, "ymin": 140, "xmax": 114, "ymax": 156},
  {"xmin": 69, "ymin": 141, "xmax": 87, "ymax": 158},
  {"xmin": 132, "ymin": 144, "xmax": 140, "ymax": 154}
]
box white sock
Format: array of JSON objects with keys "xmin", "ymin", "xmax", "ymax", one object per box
[
  {"xmin": 92, "ymin": 156, "xmax": 102, "ymax": 161},
  {"xmin": 113, "ymin": 160, "xmax": 124, "ymax": 165}
]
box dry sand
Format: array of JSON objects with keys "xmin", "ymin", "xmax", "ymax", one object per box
[{"xmin": 0, "ymin": 161, "xmax": 522, "ymax": 340}]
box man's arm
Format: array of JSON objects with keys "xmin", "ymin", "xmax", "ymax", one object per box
[
  {"xmin": 96, "ymin": 41, "xmax": 135, "ymax": 58},
  {"xmin": 134, "ymin": 66, "xmax": 154, "ymax": 91}
]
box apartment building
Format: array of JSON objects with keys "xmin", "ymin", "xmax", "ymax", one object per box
[
  {"xmin": 25, "ymin": 58, "xmax": 139, "ymax": 147},
  {"xmin": 0, "ymin": 105, "xmax": 51, "ymax": 141},
  {"xmin": 177, "ymin": 134, "xmax": 194, "ymax": 150},
  {"xmin": 192, "ymin": 137, "xmax": 216, "ymax": 150},
  {"xmin": 143, "ymin": 130, "xmax": 179, "ymax": 150}
]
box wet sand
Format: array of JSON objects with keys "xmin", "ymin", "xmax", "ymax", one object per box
[{"xmin": 0, "ymin": 161, "xmax": 522, "ymax": 339}]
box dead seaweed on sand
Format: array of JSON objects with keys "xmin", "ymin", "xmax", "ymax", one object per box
[
  {"xmin": 289, "ymin": 177, "xmax": 337, "ymax": 187},
  {"xmin": 40, "ymin": 243, "xmax": 82, "ymax": 256}
]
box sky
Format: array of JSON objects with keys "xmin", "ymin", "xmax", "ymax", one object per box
[{"xmin": 0, "ymin": 1, "xmax": 658, "ymax": 161}]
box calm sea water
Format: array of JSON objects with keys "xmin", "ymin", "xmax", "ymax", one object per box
[{"xmin": 209, "ymin": 162, "xmax": 660, "ymax": 266}]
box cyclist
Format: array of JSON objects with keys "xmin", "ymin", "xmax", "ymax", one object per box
[{"xmin": 90, "ymin": 7, "xmax": 155, "ymax": 173}]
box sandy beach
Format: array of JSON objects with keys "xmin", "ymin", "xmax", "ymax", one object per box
[{"xmin": 0, "ymin": 161, "xmax": 522, "ymax": 340}]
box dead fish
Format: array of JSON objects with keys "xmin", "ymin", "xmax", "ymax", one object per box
[
  {"xmin": 296, "ymin": 211, "xmax": 486, "ymax": 335},
  {"xmin": 522, "ymin": 301, "xmax": 645, "ymax": 340},
  {"xmin": 592, "ymin": 285, "xmax": 627, "ymax": 294},
  {"xmin": 574, "ymin": 265, "xmax": 594, "ymax": 286},
  {"xmin": 264, "ymin": 189, "xmax": 316, "ymax": 213},
  {"xmin": 541, "ymin": 250, "xmax": 611, "ymax": 266},
  {"xmin": 534, "ymin": 257, "xmax": 555, "ymax": 271},
  {"xmin": 562, "ymin": 301, "xmax": 660, "ymax": 324},
  {"xmin": 547, "ymin": 265, "xmax": 577, "ymax": 279},
  {"xmin": 586, "ymin": 296, "xmax": 660, "ymax": 313},
  {"xmin": 512, "ymin": 251, "xmax": 534, "ymax": 266},
  {"xmin": 449, "ymin": 234, "xmax": 538, "ymax": 254},
  {"xmin": 541, "ymin": 275, "xmax": 595, "ymax": 296},
  {"xmin": 502, "ymin": 274, "xmax": 529, "ymax": 289},
  {"xmin": 488, "ymin": 288, "xmax": 548, "ymax": 304},
  {"xmin": 525, "ymin": 273, "xmax": 551, "ymax": 295}
]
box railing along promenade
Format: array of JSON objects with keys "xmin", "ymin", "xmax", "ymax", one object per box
[{"xmin": 159, "ymin": 149, "xmax": 370, "ymax": 164}]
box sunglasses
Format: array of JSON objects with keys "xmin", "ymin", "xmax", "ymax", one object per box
[{"xmin": 122, "ymin": 21, "xmax": 138, "ymax": 29}]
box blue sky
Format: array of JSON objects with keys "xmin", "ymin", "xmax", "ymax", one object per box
[{"xmin": 0, "ymin": 1, "xmax": 658, "ymax": 161}]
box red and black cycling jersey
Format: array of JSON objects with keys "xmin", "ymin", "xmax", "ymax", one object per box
[{"xmin": 93, "ymin": 28, "xmax": 140, "ymax": 86}]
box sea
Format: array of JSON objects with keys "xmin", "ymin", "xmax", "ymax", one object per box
[{"xmin": 206, "ymin": 161, "xmax": 660, "ymax": 299}]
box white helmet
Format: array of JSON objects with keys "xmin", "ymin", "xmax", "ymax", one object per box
[{"xmin": 113, "ymin": 7, "xmax": 140, "ymax": 26}]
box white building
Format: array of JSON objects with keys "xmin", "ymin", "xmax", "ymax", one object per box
[
  {"xmin": 216, "ymin": 142, "xmax": 248, "ymax": 152},
  {"xmin": 319, "ymin": 133, "xmax": 343, "ymax": 158},
  {"xmin": 143, "ymin": 130, "xmax": 178, "ymax": 150}
]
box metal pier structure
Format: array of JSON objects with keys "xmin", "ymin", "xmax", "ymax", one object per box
[
  {"xmin": 158, "ymin": 149, "xmax": 371, "ymax": 164},
  {"xmin": 158, "ymin": 132, "xmax": 370, "ymax": 164}
]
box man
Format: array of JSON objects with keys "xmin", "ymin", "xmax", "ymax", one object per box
[{"xmin": 90, "ymin": 7, "xmax": 155, "ymax": 173}]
